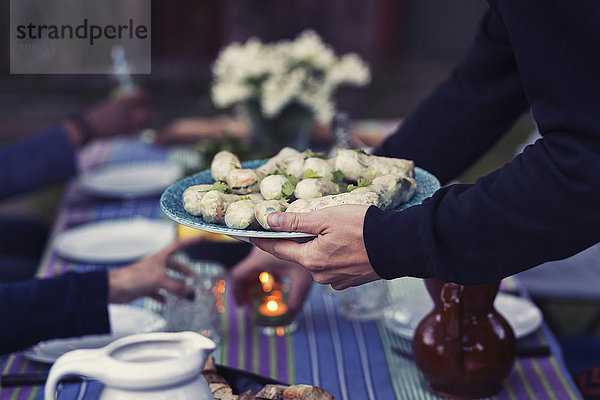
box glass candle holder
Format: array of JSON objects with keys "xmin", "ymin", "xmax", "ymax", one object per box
[{"xmin": 252, "ymin": 271, "xmax": 298, "ymax": 336}]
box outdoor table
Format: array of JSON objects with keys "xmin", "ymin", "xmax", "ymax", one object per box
[{"xmin": 0, "ymin": 137, "xmax": 583, "ymax": 399}]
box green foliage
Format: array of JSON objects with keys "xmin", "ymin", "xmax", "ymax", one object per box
[
  {"xmin": 305, "ymin": 149, "xmax": 328, "ymax": 159},
  {"xmin": 302, "ymin": 168, "xmax": 322, "ymax": 179},
  {"xmin": 281, "ymin": 181, "xmax": 296, "ymax": 198},
  {"xmin": 331, "ymin": 170, "xmax": 344, "ymax": 183},
  {"xmin": 211, "ymin": 181, "xmax": 232, "ymax": 194},
  {"xmin": 347, "ymin": 178, "xmax": 372, "ymax": 191}
]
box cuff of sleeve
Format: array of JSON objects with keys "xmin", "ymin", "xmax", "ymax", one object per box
[
  {"xmin": 50, "ymin": 126, "xmax": 79, "ymax": 175},
  {"xmin": 363, "ymin": 205, "xmax": 433, "ymax": 280},
  {"xmin": 70, "ymin": 270, "xmax": 110, "ymax": 336}
]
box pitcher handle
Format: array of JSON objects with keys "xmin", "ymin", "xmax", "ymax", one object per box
[
  {"xmin": 440, "ymin": 283, "xmax": 464, "ymax": 374},
  {"xmin": 44, "ymin": 349, "xmax": 106, "ymax": 400}
]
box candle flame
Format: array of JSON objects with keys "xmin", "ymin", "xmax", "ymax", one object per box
[
  {"xmin": 259, "ymin": 272, "xmax": 271, "ymax": 284},
  {"xmin": 266, "ymin": 300, "xmax": 279, "ymax": 312}
]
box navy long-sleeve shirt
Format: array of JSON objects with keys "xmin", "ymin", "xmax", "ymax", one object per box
[
  {"xmin": 0, "ymin": 271, "xmax": 109, "ymax": 354},
  {"xmin": 365, "ymin": 1, "xmax": 600, "ymax": 284},
  {"xmin": 0, "ymin": 127, "xmax": 110, "ymax": 354},
  {"xmin": 0, "ymin": 125, "xmax": 77, "ymax": 199}
]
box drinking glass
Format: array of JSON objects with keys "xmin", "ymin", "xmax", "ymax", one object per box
[
  {"xmin": 337, "ymin": 280, "xmax": 389, "ymax": 320},
  {"xmin": 163, "ymin": 251, "xmax": 227, "ymax": 345}
]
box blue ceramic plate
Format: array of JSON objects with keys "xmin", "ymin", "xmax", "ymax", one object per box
[{"xmin": 160, "ymin": 160, "xmax": 440, "ymax": 241}]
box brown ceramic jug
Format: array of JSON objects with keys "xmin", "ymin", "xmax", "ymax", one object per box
[{"xmin": 412, "ymin": 278, "xmax": 516, "ymax": 399}]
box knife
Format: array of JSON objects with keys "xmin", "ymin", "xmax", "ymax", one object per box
[
  {"xmin": 391, "ymin": 344, "xmax": 551, "ymax": 360},
  {"xmin": 0, "ymin": 373, "xmax": 83, "ymax": 388}
]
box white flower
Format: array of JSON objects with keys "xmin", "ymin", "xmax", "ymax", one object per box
[
  {"xmin": 212, "ymin": 81, "xmax": 252, "ymax": 108},
  {"xmin": 210, "ymin": 30, "xmax": 371, "ymax": 122},
  {"xmin": 288, "ymin": 30, "xmax": 336, "ymax": 70},
  {"xmin": 261, "ymin": 69, "xmax": 306, "ymax": 117},
  {"xmin": 326, "ymin": 53, "xmax": 371, "ymax": 86}
]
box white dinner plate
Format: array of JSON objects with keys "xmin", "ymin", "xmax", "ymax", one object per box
[
  {"xmin": 79, "ymin": 161, "xmax": 183, "ymax": 198},
  {"xmin": 23, "ymin": 304, "xmax": 166, "ymax": 364},
  {"xmin": 53, "ymin": 218, "xmax": 175, "ymax": 263},
  {"xmin": 383, "ymin": 292, "xmax": 543, "ymax": 339}
]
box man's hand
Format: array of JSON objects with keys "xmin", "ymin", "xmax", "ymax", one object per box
[
  {"xmin": 64, "ymin": 90, "xmax": 155, "ymax": 147},
  {"xmin": 108, "ymin": 238, "xmax": 201, "ymax": 304},
  {"xmin": 84, "ymin": 90, "xmax": 155, "ymax": 139},
  {"xmin": 250, "ymin": 205, "xmax": 381, "ymax": 290},
  {"xmin": 230, "ymin": 247, "xmax": 313, "ymax": 315},
  {"xmin": 155, "ymin": 116, "xmax": 248, "ymax": 145}
]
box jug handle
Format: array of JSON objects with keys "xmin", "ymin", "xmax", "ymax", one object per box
[
  {"xmin": 44, "ymin": 349, "xmax": 106, "ymax": 400},
  {"xmin": 440, "ymin": 283, "xmax": 464, "ymax": 374}
]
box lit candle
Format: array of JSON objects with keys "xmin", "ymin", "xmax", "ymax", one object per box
[
  {"xmin": 258, "ymin": 296, "xmax": 288, "ymax": 317},
  {"xmin": 253, "ymin": 272, "xmax": 297, "ymax": 335},
  {"xmin": 259, "ymin": 271, "xmax": 275, "ymax": 293}
]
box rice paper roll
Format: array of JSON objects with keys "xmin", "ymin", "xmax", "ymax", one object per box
[
  {"xmin": 303, "ymin": 157, "xmax": 334, "ymax": 180},
  {"xmin": 211, "ymin": 150, "xmax": 241, "ymax": 181},
  {"xmin": 182, "ymin": 184, "xmax": 214, "ymax": 216},
  {"xmin": 349, "ymin": 175, "xmax": 417, "ymax": 210},
  {"xmin": 260, "ymin": 175, "xmax": 291, "ymax": 200},
  {"xmin": 255, "ymin": 200, "xmax": 288, "ymax": 230},
  {"xmin": 198, "ymin": 191, "xmax": 241, "ymax": 224},
  {"xmin": 334, "ymin": 149, "xmax": 414, "ymax": 181},
  {"xmin": 294, "ymin": 178, "xmax": 339, "ymax": 199},
  {"xmin": 277, "ymin": 153, "xmax": 306, "ymax": 180},
  {"xmin": 225, "ymin": 200, "xmax": 258, "ymax": 229},
  {"xmin": 286, "ymin": 192, "xmax": 380, "ymax": 213},
  {"xmin": 256, "ymin": 147, "xmax": 302, "ymax": 177},
  {"xmin": 396, "ymin": 176, "xmax": 417, "ymax": 204},
  {"xmin": 226, "ymin": 169, "xmax": 260, "ymax": 194},
  {"xmin": 369, "ymin": 175, "xmax": 412, "ymax": 210},
  {"xmin": 244, "ymin": 192, "xmax": 267, "ymax": 203}
]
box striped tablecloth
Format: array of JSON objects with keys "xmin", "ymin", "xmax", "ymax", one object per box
[{"xmin": 0, "ymin": 138, "xmax": 582, "ymax": 400}]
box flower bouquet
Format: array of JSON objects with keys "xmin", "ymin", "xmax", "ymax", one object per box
[{"xmin": 211, "ymin": 30, "xmax": 371, "ymax": 151}]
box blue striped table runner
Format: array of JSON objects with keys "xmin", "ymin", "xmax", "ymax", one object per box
[{"xmin": 0, "ymin": 138, "xmax": 582, "ymax": 399}]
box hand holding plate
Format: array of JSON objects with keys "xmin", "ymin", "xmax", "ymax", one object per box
[{"xmin": 251, "ymin": 205, "xmax": 382, "ymax": 290}]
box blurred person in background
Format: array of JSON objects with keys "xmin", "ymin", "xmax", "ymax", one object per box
[
  {"xmin": 0, "ymin": 237, "xmax": 200, "ymax": 355},
  {"xmin": 0, "ymin": 90, "xmax": 206, "ymax": 354},
  {"xmin": 0, "ymin": 90, "xmax": 154, "ymax": 281}
]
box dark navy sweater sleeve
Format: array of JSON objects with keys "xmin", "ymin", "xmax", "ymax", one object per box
[
  {"xmin": 0, "ymin": 271, "xmax": 110, "ymax": 354},
  {"xmin": 376, "ymin": 10, "xmax": 528, "ymax": 184},
  {"xmin": 365, "ymin": 1, "xmax": 600, "ymax": 284},
  {"xmin": 0, "ymin": 125, "xmax": 77, "ymax": 199}
]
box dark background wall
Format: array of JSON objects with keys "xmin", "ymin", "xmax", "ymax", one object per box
[{"xmin": 0, "ymin": 0, "xmax": 489, "ymax": 143}]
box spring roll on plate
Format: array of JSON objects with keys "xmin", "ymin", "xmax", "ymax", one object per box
[
  {"xmin": 303, "ymin": 157, "xmax": 334, "ymax": 180},
  {"xmin": 256, "ymin": 147, "xmax": 302, "ymax": 177},
  {"xmin": 286, "ymin": 191, "xmax": 380, "ymax": 213},
  {"xmin": 255, "ymin": 200, "xmax": 288, "ymax": 230},
  {"xmin": 334, "ymin": 149, "xmax": 414, "ymax": 181},
  {"xmin": 211, "ymin": 150, "xmax": 241, "ymax": 181},
  {"xmin": 294, "ymin": 178, "xmax": 339, "ymax": 199},
  {"xmin": 198, "ymin": 191, "xmax": 243, "ymax": 224},
  {"xmin": 226, "ymin": 169, "xmax": 260, "ymax": 194},
  {"xmin": 181, "ymin": 184, "xmax": 214, "ymax": 216},
  {"xmin": 224, "ymin": 199, "xmax": 259, "ymax": 229},
  {"xmin": 259, "ymin": 175, "xmax": 291, "ymax": 200}
]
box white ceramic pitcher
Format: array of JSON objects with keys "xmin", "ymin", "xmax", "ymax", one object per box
[{"xmin": 45, "ymin": 331, "xmax": 216, "ymax": 400}]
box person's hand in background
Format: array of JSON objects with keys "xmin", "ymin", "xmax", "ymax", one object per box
[
  {"xmin": 251, "ymin": 205, "xmax": 381, "ymax": 290},
  {"xmin": 64, "ymin": 90, "xmax": 155, "ymax": 147},
  {"xmin": 230, "ymin": 247, "xmax": 313, "ymax": 315},
  {"xmin": 108, "ymin": 238, "xmax": 201, "ymax": 304},
  {"xmin": 155, "ymin": 116, "xmax": 248, "ymax": 145}
]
